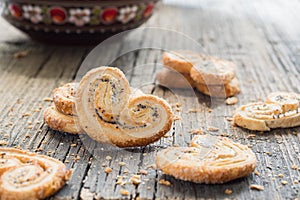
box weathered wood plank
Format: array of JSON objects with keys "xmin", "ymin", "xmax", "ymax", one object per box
[{"xmin": 1, "ymin": 0, "xmax": 300, "ymax": 199}]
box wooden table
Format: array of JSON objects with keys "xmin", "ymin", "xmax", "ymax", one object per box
[{"xmin": 1, "ymin": 0, "xmax": 300, "ymax": 199}]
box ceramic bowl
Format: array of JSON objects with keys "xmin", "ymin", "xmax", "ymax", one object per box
[{"xmin": 0, "ymin": 0, "xmax": 159, "ymax": 44}]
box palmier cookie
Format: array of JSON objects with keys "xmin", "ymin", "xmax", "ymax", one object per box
[
  {"xmin": 0, "ymin": 148, "xmax": 72, "ymax": 200},
  {"xmin": 190, "ymin": 56, "xmax": 236, "ymax": 85},
  {"xmin": 156, "ymin": 68, "xmax": 196, "ymax": 89},
  {"xmin": 43, "ymin": 106, "xmax": 82, "ymax": 134},
  {"xmin": 75, "ymin": 66, "xmax": 173, "ymax": 147},
  {"xmin": 234, "ymin": 102, "xmax": 300, "ymax": 131},
  {"xmin": 162, "ymin": 50, "xmax": 203, "ymax": 74},
  {"xmin": 266, "ymin": 91, "xmax": 300, "ymax": 113},
  {"xmin": 195, "ymin": 77, "xmax": 240, "ymax": 98},
  {"xmin": 155, "ymin": 135, "xmax": 256, "ymax": 184},
  {"xmin": 53, "ymin": 82, "xmax": 78, "ymax": 116}
]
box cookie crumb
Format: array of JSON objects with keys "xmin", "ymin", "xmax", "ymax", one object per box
[
  {"xmin": 131, "ymin": 175, "xmax": 141, "ymax": 185},
  {"xmin": 104, "ymin": 167, "xmax": 112, "ymax": 174},
  {"xmin": 105, "ymin": 156, "xmax": 112, "ymax": 160},
  {"xmin": 188, "ymin": 108, "xmax": 202, "ymax": 113},
  {"xmin": 265, "ymin": 151, "xmax": 271, "ymax": 155},
  {"xmin": 254, "ymin": 170, "xmax": 260, "ymax": 176},
  {"xmin": 189, "ymin": 129, "xmax": 204, "ymax": 135},
  {"xmin": 172, "ymin": 102, "xmax": 182, "ymax": 108},
  {"xmin": 139, "ymin": 169, "xmax": 148, "ymax": 175},
  {"xmin": 226, "ymin": 117, "xmax": 233, "ymax": 121},
  {"xmin": 278, "ymin": 173, "xmax": 284, "ymax": 178},
  {"xmin": 294, "ymin": 180, "xmax": 299, "ymax": 184},
  {"xmin": 120, "ymin": 189, "xmax": 130, "ymax": 196},
  {"xmin": 14, "ymin": 50, "xmax": 29, "ymax": 59},
  {"xmin": 207, "ymin": 126, "xmax": 219, "ymax": 132},
  {"xmin": 159, "ymin": 179, "xmax": 172, "ymax": 186},
  {"xmin": 0, "ymin": 140, "xmax": 8, "ymax": 146},
  {"xmin": 281, "ymin": 181, "xmax": 288, "ymax": 185},
  {"xmin": 225, "ymin": 97, "xmax": 238, "ymax": 105},
  {"xmin": 292, "ymin": 164, "xmax": 298, "ymax": 170},
  {"xmin": 22, "ymin": 113, "xmax": 31, "ymax": 117},
  {"xmin": 119, "ymin": 162, "xmax": 126, "ymax": 166},
  {"xmin": 250, "ymin": 184, "xmax": 264, "ymax": 191},
  {"xmin": 224, "ymin": 189, "xmax": 232, "ymax": 195},
  {"xmin": 75, "ymin": 156, "xmax": 81, "ymax": 161},
  {"xmin": 116, "ymin": 176, "xmax": 125, "ymax": 185},
  {"xmin": 43, "ymin": 97, "xmax": 53, "ymax": 102},
  {"xmin": 220, "ymin": 132, "xmax": 230, "ymax": 137}
]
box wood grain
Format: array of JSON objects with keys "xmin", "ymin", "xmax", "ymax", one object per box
[{"xmin": 0, "ymin": 0, "xmax": 300, "ymax": 199}]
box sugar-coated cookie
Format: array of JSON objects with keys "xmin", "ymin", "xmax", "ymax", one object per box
[
  {"xmin": 156, "ymin": 68, "xmax": 195, "ymax": 89},
  {"xmin": 156, "ymin": 135, "xmax": 256, "ymax": 184},
  {"xmin": 0, "ymin": 148, "xmax": 72, "ymax": 200},
  {"xmin": 43, "ymin": 106, "xmax": 82, "ymax": 134},
  {"xmin": 76, "ymin": 66, "xmax": 173, "ymax": 147},
  {"xmin": 195, "ymin": 78, "xmax": 240, "ymax": 98},
  {"xmin": 53, "ymin": 82, "xmax": 78, "ymax": 116}
]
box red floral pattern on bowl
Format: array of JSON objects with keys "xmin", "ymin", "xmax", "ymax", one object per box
[
  {"xmin": 101, "ymin": 7, "xmax": 118, "ymax": 24},
  {"xmin": 8, "ymin": 4, "xmax": 22, "ymax": 19},
  {"xmin": 0, "ymin": 0, "xmax": 160, "ymax": 43},
  {"xmin": 49, "ymin": 7, "xmax": 67, "ymax": 24},
  {"xmin": 144, "ymin": 3, "xmax": 154, "ymax": 18}
]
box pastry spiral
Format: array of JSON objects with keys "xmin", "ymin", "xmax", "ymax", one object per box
[
  {"xmin": 0, "ymin": 148, "xmax": 71, "ymax": 200},
  {"xmin": 76, "ymin": 67, "xmax": 173, "ymax": 147},
  {"xmin": 43, "ymin": 106, "xmax": 82, "ymax": 134},
  {"xmin": 266, "ymin": 91, "xmax": 300, "ymax": 113},
  {"xmin": 234, "ymin": 100, "xmax": 300, "ymax": 131},
  {"xmin": 53, "ymin": 83, "xmax": 78, "ymax": 116},
  {"xmin": 155, "ymin": 135, "xmax": 256, "ymax": 184}
]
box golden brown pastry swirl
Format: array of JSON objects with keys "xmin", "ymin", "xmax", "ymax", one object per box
[
  {"xmin": 0, "ymin": 148, "xmax": 71, "ymax": 200},
  {"xmin": 155, "ymin": 135, "xmax": 256, "ymax": 184},
  {"xmin": 76, "ymin": 66, "xmax": 173, "ymax": 147}
]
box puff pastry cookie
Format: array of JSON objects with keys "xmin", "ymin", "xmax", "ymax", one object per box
[
  {"xmin": 53, "ymin": 82, "xmax": 78, "ymax": 116},
  {"xmin": 156, "ymin": 68, "xmax": 196, "ymax": 89},
  {"xmin": 159, "ymin": 50, "xmax": 240, "ymax": 98},
  {"xmin": 195, "ymin": 78, "xmax": 240, "ymax": 98},
  {"xmin": 44, "ymin": 82, "xmax": 82, "ymax": 134},
  {"xmin": 155, "ymin": 135, "xmax": 256, "ymax": 184},
  {"xmin": 44, "ymin": 106, "xmax": 81, "ymax": 134},
  {"xmin": 162, "ymin": 50, "xmax": 203, "ymax": 74},
  {"xmin": 76, "ymin": 66, "xmax": 173, "ymax": 147},
  {"xmin": 190, "ymin": 56, "xmax": 236, "ymax": 85},
  {"xmin": 0, "ymin": 148, "xmax": 71, "ymax": 200},
  {"xmin": 234, "ymin": 92, "xmax": 300, "ymax": 131},
  {"xmin": 266, "ymin": 91, "xmax": 300, "ymax": 113}
]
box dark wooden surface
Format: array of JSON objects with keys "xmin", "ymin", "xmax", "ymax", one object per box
[{"xmin": 1, "ymin": 0, "xmax": 300, "ymax": 199}]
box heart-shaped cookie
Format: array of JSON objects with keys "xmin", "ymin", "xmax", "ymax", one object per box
[
  {"xmin": 0, "ymin": 148, "xmax": 71, "ymax": 200},
  {"xmin": 76, "ymin": 66, "xmax": 173, "ymax": 147}
]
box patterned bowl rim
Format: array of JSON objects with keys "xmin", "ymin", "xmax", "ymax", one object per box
[{"xmin": 2, "ymin": 0, "xmax": 159, "ymax": 6}]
